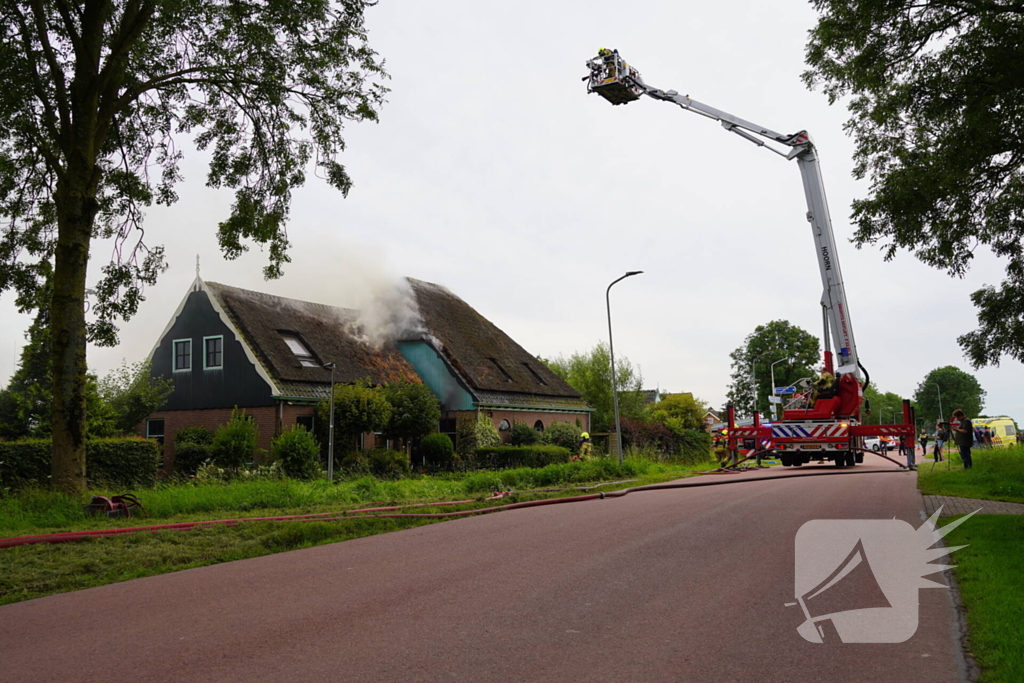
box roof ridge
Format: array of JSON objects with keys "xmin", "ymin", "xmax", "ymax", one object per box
[{"xmin": 205, "ymin": 281, "xmax": 357, "ymax": 317}]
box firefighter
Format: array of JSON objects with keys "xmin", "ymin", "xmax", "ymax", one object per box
[
  {"xmin": 808, "ymin": 370, "xmax": 836, "ymax": 407},
  {"xmin": 598, "ymin": 47, "xmax": 617, "ymax": 79},
  {"xmin": 578, "ymin": 432, "xmax": 593, "ymax": 460}
]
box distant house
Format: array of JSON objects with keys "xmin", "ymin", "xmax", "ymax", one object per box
[{"xmin": 143, "ymin": 277, "xmax": 591, "ymax": 469}]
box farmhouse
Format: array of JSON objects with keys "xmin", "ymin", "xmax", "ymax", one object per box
[{"xmin": 143, "ymin": 276, "xmax": 591, "ymax": 468}]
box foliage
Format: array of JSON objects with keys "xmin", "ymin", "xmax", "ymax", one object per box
[
  {"xmin": 804, "ymin": 1, "xmax": 1024, "ymax": 367},
  {"xmin": 460, "ymin": 457, "xmax": 665, "ymax": 494},
  {"xmin": 621, "ymin": 418, "xmax": 714, "ymax": 465},
  {"xmin": 509, "ymin": 421, "xmax": 541, "ymax": 446},
  {"xmin": 420, "ymin": 433, "xmax": 456, "ymax": 468},
  {"xmin": 315, "ymin": 382, "xmax": 392, "ymax": 455},
  {"xmin": 175, "ymin": 427, "xmax": 213, "ymax": 447},
  {"xmin": 726, "ymin": 320, "xmax": 820, "ymax": 417},
  {"xmin": 470, "ymin": 445, "xmax": 572, "ymax": 470},
  {"xmin": 0, "ymin": 0, "xmax": 389, "ymax": 493},
  {"xmin": 648, "ymin": 393, "xmax": 708, "ymax": 431},
  {"xmin": 95, "ymin": 361, "xmax": 173, "ymax": 435},
  {"xmin": 382, "ymin": 382, "xmax": 440, "ymax": 443},
  {"xmin": 912, "ymin": 366, "xmax": 986, "ymax": 428},
  {"xmin": 454, "ymin": 413, "xmax": 501, "ymax": 458},
  {"xmin": 917, "ymin": 446, "xmax": 1024, "ymax": 504},
  {"xmin": 543, "ymin": 421, "xmax": 582, "ymax": 454},
  {"xmin": 340, "ymin": 449, "xmax": 410, "ymax": 479},
  {"xmin": 271, "ymin": 426, "xmax": 321, "ymax": 481},
  {"xmin": 211, "ymin": 408, "xmax": 259, "ymax": 471},
  {"xmin": 0, "ymin": 274, "xmax": 52, "ymax": 440},
  {"xmin": 0, "ymin": 438, "xmax": 159, "ymax": 491},
  {"xmin": 862, "ymin": 385, "xmax": 907, "ymax": 426},
  {"xmin": 540, "ymin": 341, "xmax": 645, "ymax": 432}
]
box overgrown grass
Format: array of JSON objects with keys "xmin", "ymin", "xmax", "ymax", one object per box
[
  {"xmin": 0, "ymin": 456, "xmax": 712, "ymax": 604},
  {"xmin": 942, "ymin": 514, "xmax": 1024, "ymax": 682},
  {"xmin": 917, "ymin": 446, "xmax": 1024, "ymax": 504}
]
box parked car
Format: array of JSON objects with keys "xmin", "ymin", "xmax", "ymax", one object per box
[{"xmin": 863, "ymin": 436, "xmax": 896, "ymax": 452}]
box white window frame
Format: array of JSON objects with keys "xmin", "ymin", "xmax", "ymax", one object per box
[
  {"xmin": 203, "ymin": 335, "xmax": 224, "ymax": 370},
  {"xmin": 172, "ymin": 338, "xmax": 192, "ymax": 372}
]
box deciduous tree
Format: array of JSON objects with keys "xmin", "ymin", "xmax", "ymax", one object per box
[
  {"xmin": 0, "ymin": 0, "xmax": 388, "ymax": 491},
  {"xmin": 912, "ymin": 366, "xmax": 986, "ymax": 428},
  {"xmin": 540, "ymin": 341, "xmax": 644, "ymax": 433},
  {"xmin": 726, "ymin": 320, "xmax": 820, "ymax": 417},
  {"xmin": 804, "ymin": 1, "xmax": 1024, "ymax": 368}
]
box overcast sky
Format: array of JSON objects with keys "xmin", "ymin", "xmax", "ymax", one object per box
[{"xmin": 1, "ymin": 0, "xmax": 1020, "ymax": 422}]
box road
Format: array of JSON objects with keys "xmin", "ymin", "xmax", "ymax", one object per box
[{"xmin": 0, "ymin": 455, "xmax": 968, "ymax": 682}]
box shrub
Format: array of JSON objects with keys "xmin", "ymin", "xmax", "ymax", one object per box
[
  {"xmin": 0, "ymin": 438, "xmax": 160, "ymax": 490},
  {"xmin": 212, "ymin": 408, "xmax": 259, "ymax": 470},
  {"xmin": 383, "ymin": 382, "xmax": 441, "ymax": 443},
  {"xmin": 174, "ymin": 426, "xmax": 214, "ymax": 475},
  {"xmin": 509, "ymin": 422, "xmax": 541, "ymax": 446},
  {"xmin": 173, "ymin": 442, "xmax": 213, "ymax": 475},
  {"xmin": 340, "ymin": 449, "xmax": 410, "ymax": 479},
  {"xmin": 314, "ymin": 382, "xmax": 392, "ymax": 457},
  {"xmin": 421, "ymin": 433, "xmax": 456, "ymax": 467},
  {"xmin": 472, "ymin": 445, "xmax": 572, "ymax": 469},
  {"xmin": 543, "ymin": 421, "xmax": 581, "ymax": 454},
  {"xmin": 455, "ymin": 413, "xmax": 501, "ymax": 458},
  {"xmin": 175, "ymin": 426, "xmax": 213, "ymax": 446},
  {"xmin": 272, "ymin": 426, "xmax": 321, "ymax": 480}
]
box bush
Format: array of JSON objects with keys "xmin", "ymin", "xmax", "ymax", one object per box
[
  {"xmin": 174, "ymin": 426, "xmax": 214, "ymax": 475},
  {"xmin": 0, "ymin": 438, "xmax": 160, "ymax": 491},
  {"xmin": 272, "ymin": 426, "xmax": 321, "ymax": 480},
  {"xmin": 340, "ymin": 449, "xmax": 410, "ymax": 479},
  {"xmin": 509, "ymin": 422, "xmax": 541, "ymax": 446},
  {"xmin": 472, "ymin": 445, "xmax": 572, "ymax": 469},
  {"xmin": 543, "ymin": 421, "xmax": 581, "ymax": 454},
  {"xmin": 212, "ymin": 408, "xmax": 259, "ymax": 470},
  {"xmin": 175, "ymin": 426, "xmax": 213, "ymax": 446},
  {"xmin": 455, "ymin": 413, "xmax": 501, "ymax": 458},
  {"xmin": 421, "ymin": 433, "xmax": 456, "ymax": 467},
  {"xmin": 174, "ymin": 442, "xmax": 213, "ymax": 476}
]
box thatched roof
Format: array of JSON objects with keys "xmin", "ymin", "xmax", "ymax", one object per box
[
  {"xmin": 409, "ymin": 279, "xmax": 581, "ymax": 400},
  {"xmin": 205, "ymin": 282, "xmax": 420, "ymax": 396}
]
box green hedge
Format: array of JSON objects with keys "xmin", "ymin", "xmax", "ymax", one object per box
[
  {"xmin": 0, "ymin": 438, "xmax": 161, "ymax": 491},
  {"xmin": 471, "ymin": 445, "xmax": 571, "ymax": 469}
]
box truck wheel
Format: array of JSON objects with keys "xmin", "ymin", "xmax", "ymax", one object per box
[
  {"xmin": 793, "ymin": 457, "xmax": 804, "ymax": 467},
  {"xmin": 855, "ymin": 452, "xmax": 864, "ymax": 464},
  {"xmin": 833, "ymin": 454, "xmax": 845, "ymax": 467},
  {"xmin": 846, "ymin": 452, "xmax": 856, "ymax": 467},
  {"xmin": 780, "ymin": 454, "xmax": 792, "ymax": 467}
]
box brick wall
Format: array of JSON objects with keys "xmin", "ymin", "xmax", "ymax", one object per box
[{"xmin": 480, "ymin": 410, "xmax": 591, "ymax": 443}]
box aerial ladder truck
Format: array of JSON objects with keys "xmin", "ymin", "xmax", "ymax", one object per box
[{"xmin": 585, "ymin": 50, "xmax": 915, "ymax": 467}]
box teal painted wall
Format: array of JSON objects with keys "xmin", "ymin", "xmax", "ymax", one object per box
[{"xmin": 397, "ymin": 341, "xmax": 475, "ymax": 411}]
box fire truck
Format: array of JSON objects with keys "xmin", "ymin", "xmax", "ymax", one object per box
[{"xmin": 585, "ymin": 51, "xmax": 915, "ymax": 467}]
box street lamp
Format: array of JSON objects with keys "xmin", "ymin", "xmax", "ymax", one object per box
[
  {"xmin": 607, "ymin": 270, "xmax": 643, "ymax": 465},
  {"xmin": 324, "ymin": 362, "xmax": 337, "ymax": 481},
  {"xmin": 769, "ymin": 357, "xmax": 790, "ymax": 419},
  {"xmin": 930, "ymin": 382, "xmax": 944, "ymax": 422}
]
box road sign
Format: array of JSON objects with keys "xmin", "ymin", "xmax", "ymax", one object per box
[
  {"xmin": 768, "ymin": 396, "xmax": 782, "ymax": 404},
  {"xmin": 774, "ymin": 386, "xmax": 796, "ymax": 395}
]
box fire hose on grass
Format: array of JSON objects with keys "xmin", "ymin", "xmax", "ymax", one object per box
[{"xmin": 0, "ymin": 465, "xmax": 910, "ymax": 549}]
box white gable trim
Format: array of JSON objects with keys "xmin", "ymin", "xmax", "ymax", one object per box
[{"xmin": 147, "ymin": 276, "xmax": 281, "ymax": 396}]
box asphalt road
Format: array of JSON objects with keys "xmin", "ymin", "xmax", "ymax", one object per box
[{"xmin": 0, "ymin": 456, "xmax": 968, "ymax": 683}]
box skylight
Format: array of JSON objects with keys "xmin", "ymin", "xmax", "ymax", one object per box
[{"xmin": 279, "ymin": 333, "xmax": 319, "ymax": 367}]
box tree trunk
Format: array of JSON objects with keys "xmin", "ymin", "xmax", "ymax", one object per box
[{"xmin": 50, "ymin": 178, "xmax": 96, "ymax": 494}]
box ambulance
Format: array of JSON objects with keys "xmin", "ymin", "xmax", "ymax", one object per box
[{"xmin": 972, "ymin": 417, "xmax": 1019, "ymax": 448}]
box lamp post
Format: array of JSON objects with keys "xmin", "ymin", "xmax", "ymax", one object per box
[
  {"xmin": 769, "ymin": 357, "xmax": 789, "ymax": 420},
  {"xmin": 324, "ymin": 362, "xmax": 337, "ymax": 481},
  {"xmin": 930, "ymin": 382, "xmax": 944, "ymax": 423},
  {"xmin": 607, "ymin": 270, "xmax": 643, "ymax": 465}
]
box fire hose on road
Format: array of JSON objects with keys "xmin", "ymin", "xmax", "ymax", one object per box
[{"xmin": 0, "ymin": 464, "xmax": 910, "ymax": 549}]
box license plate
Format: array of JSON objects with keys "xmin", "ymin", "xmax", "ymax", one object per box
[{"xmin": 802, "ymin": 444, "xmax": 821, "ymax": 450}]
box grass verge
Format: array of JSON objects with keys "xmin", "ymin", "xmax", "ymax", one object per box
[
  {"xmin": 917, "ymin": 446, "xmax": 1024, "ymax": 504},
  {"xmin": 942, "ymin": 514, "xmax": 1024, "ymax": 683},
  {"xmin": 0, "ymin": 458, "xmax": 711, "ymax": 605}
]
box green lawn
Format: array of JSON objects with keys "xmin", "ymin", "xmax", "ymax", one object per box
[
  {"xmin": 941, "ymin": 515, "xmax": 1024, "ymax": 683},
  {"xmin": 917, "ymin": 446, "xmax": 1024, "ymax": 503},
  {"xmin": 0, "ymin": 458, "xmax": 710, "ymax": 605}
]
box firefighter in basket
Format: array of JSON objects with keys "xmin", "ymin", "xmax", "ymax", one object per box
[
  {"xmin": 598, "ymin": 47, "xmax": 617, "ymax": 80},
  {"xmin": 808, "ymin": 369, "xmax": 837, "ymax": 407}
]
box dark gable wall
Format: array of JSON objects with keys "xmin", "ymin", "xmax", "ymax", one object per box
[{"xmin": 152, "ymin": 290, "xmax": 274, "ymax": 410}]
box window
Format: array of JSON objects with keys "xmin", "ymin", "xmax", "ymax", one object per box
[
  {"xmin": 204, "ymin": 336, "xmax": 223, "ymax": 369},
  {"xmin": 173, "ymin": 339, "xmax": 192, "ymax": 372},
  {"xmin": 534, "ymin": 420, "xmax": 544, "ymax": 432},
  {"xmin": 498, "ymin": 419, "xmax": 511, "ymax": 432},
  {"xmin": 147, "ymin": 418, "xmax": 165, "ymax": 445},
  {"xmin": 297, "ymin": 415, "xmax": 314, "ymax": 432},
  {"xmin": 522, "ymin": 362, "xmax": 547, "ymax": 385},
  {"xmin": 1005, "ymin": 424, "xmax": 1016, "ymax": 436},
  {"xmin": 279, "ymin": 332, "xmax": 319, "ymax": 367}
]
